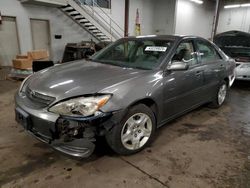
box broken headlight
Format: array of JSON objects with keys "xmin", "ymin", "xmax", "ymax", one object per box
[{"xmin": 49, "ymin": 95, "xmax": 111, "ymax": 117}]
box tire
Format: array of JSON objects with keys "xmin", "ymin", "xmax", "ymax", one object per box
[
  {"xmin": 105, "ymin": 104, "xmax": 156, "ymax": 155},
  {"xmin": 209, "ymin": 81, "xmax": 228, "ymax": 109}
]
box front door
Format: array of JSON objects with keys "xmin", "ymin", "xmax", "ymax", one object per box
[
  {"xmin": 30, "ymin": 19, "xmax": 51, "ymax": 54},
  {"xmin": 162, "ymin": 40, "xmax": 205, "ymax": 121}
]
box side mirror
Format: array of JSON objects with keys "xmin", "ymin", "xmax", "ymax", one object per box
[{"xmin": 167, "ymin": 61, "xmax": 189, "ymax": 71}]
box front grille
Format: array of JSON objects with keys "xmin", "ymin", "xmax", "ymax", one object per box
[{"xmin": 25, "ymin": 87, "xmax": 55, "ymax": 107}]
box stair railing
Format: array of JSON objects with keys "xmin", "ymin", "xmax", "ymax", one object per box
[{"xmin": 73, "ymin": 0, "xmax": 124, "ymax": 41}]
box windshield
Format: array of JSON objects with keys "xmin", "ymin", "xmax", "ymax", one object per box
[{"xmin": 92, "ymin": 38, "xmax": 173, "ymax": 70}]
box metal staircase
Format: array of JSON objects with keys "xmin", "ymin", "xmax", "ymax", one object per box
[{"xmin": 61, "ymin": 0, "xmax": 124, "ymax": 42}]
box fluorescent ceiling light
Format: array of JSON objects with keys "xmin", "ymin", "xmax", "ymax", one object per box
[
  {"xmin": 224, "ymin": 3, "xmax": 250, "ymax": 9},
  {"xmin": 224, "ymin": 4, "xmax": 241, "ymax": 9},
  {"xmin": 190, "ymin": 0, "xmax": 204, "ymax": 4},
  {"xmin": 241, "ymin": 3, "xmax": 250, "ymax": 7},
  {"xmin": 136, "ymin": 35, "xmax": 157, "ymax": 38}
]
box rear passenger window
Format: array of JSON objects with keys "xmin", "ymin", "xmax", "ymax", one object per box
[{"xmin": 196, "ymin": 40, "xmax": 221, "ymax": 62}]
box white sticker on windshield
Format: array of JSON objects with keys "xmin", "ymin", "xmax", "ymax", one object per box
[{"xmin": 145, "ymin": 46, "xmax": 167, "ymax": 52}]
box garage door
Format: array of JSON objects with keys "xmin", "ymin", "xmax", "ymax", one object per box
[
  {"xmin": 0, "ymin": 16, "xmax": 20, "ymax": 66},
  {"xmin": 30, "ymin": 19, "xmax": 51, "ymax": 53}
]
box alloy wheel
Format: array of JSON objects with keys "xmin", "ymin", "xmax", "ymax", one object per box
[
  {"xmin": 121, "ymin": 113, "xmax": 152, "ymax": 150},
  {"xmin": 218, "ymin": 84, "xmax": 227, "ymax": 105}
]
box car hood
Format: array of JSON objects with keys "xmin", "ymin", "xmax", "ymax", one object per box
[
  {"xmin": 214, "ymin": 30, "xmax": 250, "ymax": 62},
  {"xmin": 28, "ymin": 60, "xmax": 148, "ymax": 101},
  {"xmin": 214, "ymin": 30, "xmax": 250, "ymax": 48}
]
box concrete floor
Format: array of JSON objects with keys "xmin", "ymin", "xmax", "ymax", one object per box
[{"xmin": 0, "ymin": 77, "xmax": 250, "ymax": 188}]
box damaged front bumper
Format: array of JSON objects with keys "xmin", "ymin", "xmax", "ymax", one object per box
[{"xmin": 15, "ymin": 93, "xmax": 123, "ymax": 158}]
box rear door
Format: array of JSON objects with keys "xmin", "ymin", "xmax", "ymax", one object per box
[
  {"xmin": 30, "ymin": 19, "xmax": 51, "ymax": 54},
  {"xmin": 195, "ymin": 39, "xmax": 225, "ymax": 100},
  {"xmin": 162, "ymin": 39, "xmax": 206, "ymax": 120}
]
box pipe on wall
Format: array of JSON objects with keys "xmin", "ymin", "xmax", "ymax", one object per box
[
  {"xmin": 124, "ymin": 0, "xmax": 129, "ymax": 37},
  {"xmin": 211, "ymin": 0, "xmax": 220, "ymax": 40}
]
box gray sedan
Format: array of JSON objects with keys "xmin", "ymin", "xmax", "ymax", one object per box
[{"xmin": 15, "ymin": 35, "xmax": 236, "ymax": 158}]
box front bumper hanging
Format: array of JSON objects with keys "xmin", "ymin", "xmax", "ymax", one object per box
[{"xmin": 15, "ymin": 104, "xmax": 116, "ymax": 158}]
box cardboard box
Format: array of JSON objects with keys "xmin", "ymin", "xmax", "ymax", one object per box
[
  {"xmin": 16, "ymin": 55, "xmax": 29, "ymax": 59},
  {"xmin": 12, "ymin": 49, "xmax": 50, "ymax": 70},
  {"xmin": 12, "ymin": 58, "xmax": 32, "ymax": 70},
  {"xmin": 28, "ymin": 50, "xmax": 49, "ymax": 60}
]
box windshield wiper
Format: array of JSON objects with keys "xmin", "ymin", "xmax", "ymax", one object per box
[{"xmin": 134, "ymin": 67, "xmax": 150, "ymax": 70}]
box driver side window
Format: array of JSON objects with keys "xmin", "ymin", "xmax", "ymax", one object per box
[{"xmin": 172, "ymin": 41, "xmax": 198, "ymax": 66}]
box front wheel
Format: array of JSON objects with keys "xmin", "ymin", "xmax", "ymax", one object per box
[
  {"xmin": 105, "ymin": 104, "xmax": 156, "ymax": 155},
  {"xmin": 209, "ymin": 81, "xmax": 228, "ymax": 108}
]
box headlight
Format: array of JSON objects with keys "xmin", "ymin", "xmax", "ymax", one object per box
[{"xmin": 49, "ymin": 95, "xmax": 111, "ymax": 117}]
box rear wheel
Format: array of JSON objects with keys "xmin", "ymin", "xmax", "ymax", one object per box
[
  {"xmin": 209, "ymin": 81, "xmax": 228, "ymax": 108},
  {"xmin": 105, "ymin": 104, "xmax": 156, "ymax": 155}
]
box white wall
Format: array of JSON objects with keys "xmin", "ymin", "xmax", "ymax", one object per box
[
  {"xmin": 110, "ymin": 0, "xmax": 125, "ymax": 36},
  {"xmin": 153, "ymin": 0, "xmax": 176, "ymax": 35},
  {"xmin": 175, "ymin": 0, "xmax": 215, "ymax": 39},
  {"xmin": 217, "ymin": 7, "xmax": 250, "ymax": 34},
  {"xmin": 127, "ymin": 0, "xmax": 176, "ymax": 36},
  {"xmin": 128, "ymin": 0, "xmax": 155, "ymax": 35},
  {"xmin": 0, "ymin": 0, "xmax": 94, "ymax": 63},
  {"xmin": 90, "ymin": 0, "xmax": 176, "ymax": 37},
  {"xmin": 100, "ymin": 0, "xmax": 156, "ymax": 36}
]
